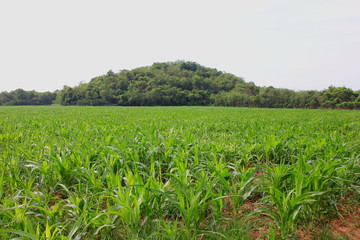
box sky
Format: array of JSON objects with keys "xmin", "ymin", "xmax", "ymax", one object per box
[{"xmin": 1, "ymin": 0, "xmax": 359, "ymax": 92}]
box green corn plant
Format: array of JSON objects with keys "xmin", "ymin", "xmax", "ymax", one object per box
[
  {"xmin": 262, "ymin": 135, "xmax": 282, "ymax": 163},
  {"xmin": 153, "ymin": 168, "xmax": 217, "ymax": 239},
  {"xmin": 236, "ymin": 143, "xmax": 259, "ymax": 168},
  {"xmin": 263, "ymin": 187, "xmax": 324, "ymax": 239},
  {"xmin": 211, "ymin": 161, "xmax": 258, "ymax": 217},
  {"xmin": 261, "ymin": 163, "xmax": 292, "ymax": 192},
  {"xmin": 261, "ymin": 159, "xmax": 328, "ymax": 239},
  {"xmin": 230, "ymin": 166, "xmax": 259, "ymax": 208},
  {"xmin": 0, "ymin": 171, "xmax": 5, "ymax": 199},
  {"xmin": 6, "ymin": 221, "xmax": 67, "ymax": 240},
  {"xmin": 102, "ymin": 170, "xmax": 146, "ymax": 237}
]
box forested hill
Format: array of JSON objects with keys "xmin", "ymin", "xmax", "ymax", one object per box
[
  {"xmin": 1, "ymin": 61, "xmax": 359, "ymax": 108},
  {"xmin": 58, "ymin": 61, "xmax": 360, "ymax": 108},
  {"xmin": 59, "ymin": 61, "xmax": 257, "ymax": 106}
]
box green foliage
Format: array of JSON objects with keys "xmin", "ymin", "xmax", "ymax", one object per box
[
  {"xmin": 57, "ymin": 61, "xmax": 244, "ymax": 106},
  {"xmin": 0, "ymin": 89, "xmax": 57, "ymax": 106},
  {"xmin": 0, "ymin": 105, "xmax": 359, "ymax": 238},
  {"xmin": 1, "ymin": 62, "xmax": 359, "ymax": 109},
  {"xmin": 56, "ymin": 62, "xmax": 359, "ymax": 109}
]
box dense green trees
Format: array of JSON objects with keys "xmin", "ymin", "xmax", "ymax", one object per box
[
  {"xmin": 57, "ymin": 61, "xmax": 253, "ymax": 106},
  {"xmin": 321, "ymin": 86, "xmax": 360, "ymax": 109},
  {"xmin": 58, "ymin": 61, "xmax": 239, "ymax": 106},
  {"xmin": 0, "ymin": 61, "xmax": 359, "ymax": 109},
  {"xmin": 57, "ymin": 61, "xmax": 359, "ymax": 109},
  {"xmin": 0, "ymin": 89, "xmax": 56, "ymax": 106}
]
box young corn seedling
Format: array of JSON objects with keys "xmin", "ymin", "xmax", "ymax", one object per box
[{"xmin": 154, "ymin": 166, "xmax": 217, "ymax": 239}]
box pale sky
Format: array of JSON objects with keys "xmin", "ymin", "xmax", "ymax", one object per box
[{"xmin": 1, "ymin": 0, "xmax": 359, "ymax": 92}]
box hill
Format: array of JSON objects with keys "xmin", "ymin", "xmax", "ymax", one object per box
[
  {"xmin": 1, "ymin": 61, "xmax": 359, "ymax": 108},
  {"xmin": 59, "ymin": 61, "xmax": 258, "ymax": 106},
  {"xmin": 58, "ymin": 61, "xmax": 359, "ymax": 109}
]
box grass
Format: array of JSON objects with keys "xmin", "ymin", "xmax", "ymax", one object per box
[{"xmin": 0, "ymin": 106, "xmax": 359, "ymax": 239}]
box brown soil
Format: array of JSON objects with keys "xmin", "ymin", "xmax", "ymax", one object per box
[
  {"xmin": 241, "ymin": 201, "xmax": 360, "ymax": 239},
  {"xmin": 328, "ymin": 205, "xmax": 360, "ymax": 240}
]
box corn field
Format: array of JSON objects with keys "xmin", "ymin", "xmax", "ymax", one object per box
[{"xmin": 0, "ymin": 106, "xmax": 359, "ymax": 239}]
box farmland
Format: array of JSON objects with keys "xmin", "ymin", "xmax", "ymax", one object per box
[{"xmin": 0, "ymin": 106, "xmax": 359, "ymax": 239}]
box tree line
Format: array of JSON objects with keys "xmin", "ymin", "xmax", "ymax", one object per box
[
  {"xmin": 1, "ymin": 61, "xmax": 359, "ymax": 109},
  {"xmin": 0, "ymin": 89, "xmax": 57, "ymax": 106}
]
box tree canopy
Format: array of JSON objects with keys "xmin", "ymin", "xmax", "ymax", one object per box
[
  {"xmin": 1, "ymin": 61, "xmax": 359, "ymax": 109},
  {"xmin": 0, "ymin": 89, "xmax": 56, "ymax": 106}
]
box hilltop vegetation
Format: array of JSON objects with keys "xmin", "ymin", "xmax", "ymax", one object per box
[
  {"xmin": 59, "ymin": 61, "xmax": 254, "ymax": 106},
  {"xmin": 1, "ymin": 61, "xmax": 359, "ymax": 108}
]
